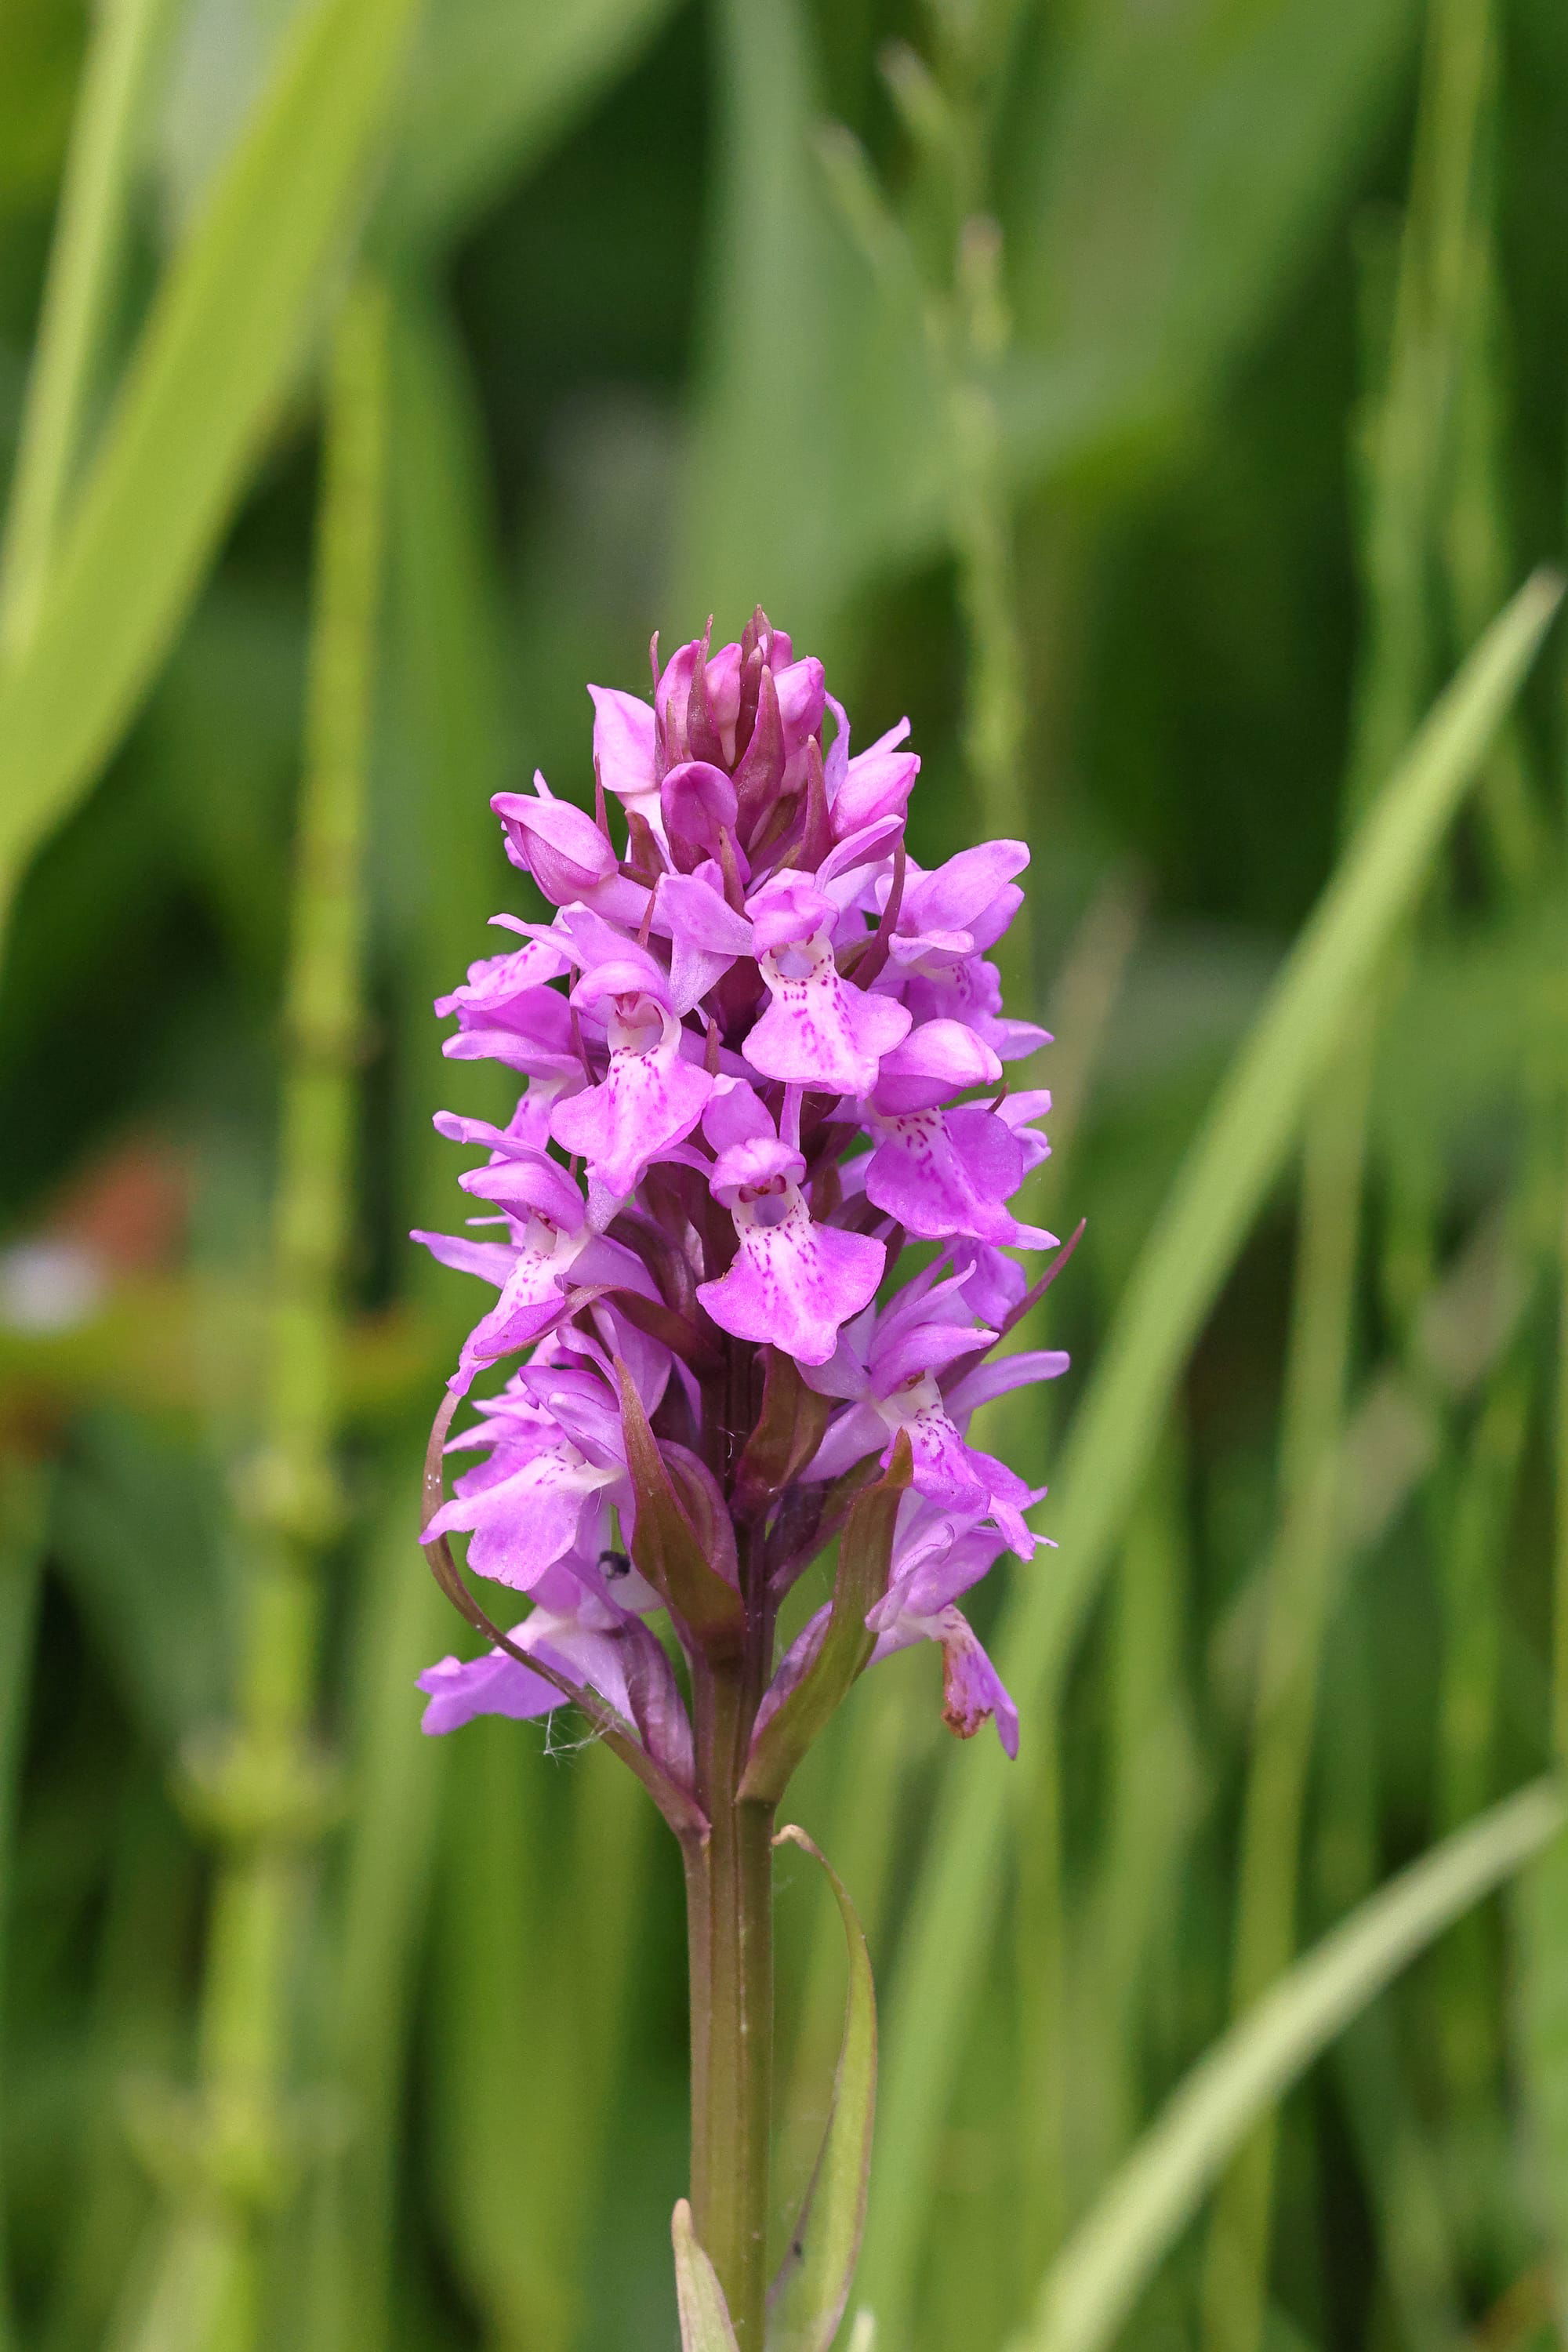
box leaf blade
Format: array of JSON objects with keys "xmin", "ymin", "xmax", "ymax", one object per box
[{"xmin": 740, "ymin": 1437, "xmax": 910, "ymax": 1806}]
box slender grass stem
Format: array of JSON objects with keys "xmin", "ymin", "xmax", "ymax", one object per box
[
  {"xmin": 1553, "ymin": 1167, "xmax": 1568, "ymax": 1772},
  {"xmin": 0, "ymin": 1458, "xmax": 48, "ymax": 2352},
  {"xmin": 0, "ymin": 0, "xmax": 174, "ymax": 657},
  {"xmin": 1430, "ymin": 1361, "xmax": 1528, "ymax": 2121},
  {"xmin": 181, "ymin": 271, "xmax": 389, "ymax": 2336}
]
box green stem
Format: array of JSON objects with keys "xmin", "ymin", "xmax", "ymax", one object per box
[
  {"xmin": 0, "ymin": 1457, "xmax": 47, "ymax": 2352},
  {"xmin": 951, "ymin": 367, "xmax": 1025, "ymax": 848},
  {"xmin": 183, "ymin": 270, "xmax": 389, "ymax": 2331},
  {"xmin": 0, "ymin": 0, "xmax": 174, "ymax": 655},
  {"xmin": 688, "ymin": 1663, "xmax": 775, "ymax": 2347}
]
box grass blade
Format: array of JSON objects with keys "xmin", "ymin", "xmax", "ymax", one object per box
[
  {"xmin": 768, "ymin": 1828, "xmax": 877, "ymax": 2352},
  {"xmin": 1515, "ymin": 1125, "xmax": 1568, "ymax": 2329},
  {"xmin": 0, "ymin": 0, "xmax": 419, "ymax": 930},
  {"xmin": 0, "ymin": 0, "xmax": 178, "ymax": 655},
  {"xmin": 382, "ymin": 0, "xmax": 678, "ymax": 252},
  {"xmin": 1011, "ymin": 1778, "xmax": 1567, "ymax": 2352},
  {"xmin": 859, "ymin": 568, "xmax": 1563, "ymax": 2336}
]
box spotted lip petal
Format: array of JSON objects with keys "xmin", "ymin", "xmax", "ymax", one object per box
[
  {"xmin": 550, "ymin": 1004, "xmax": 714, "ymax": 1197},
  {"xmin": 864, "ymin": 1105, "xmax": 1056, "ymax": 1249},
  {"xmin": 744, "ymin": 931, "xmax": 911, "ymax": 1093},
  {"xmin": 699, "ymin": 1189, "xmax": 884, "ymax": 1367}
]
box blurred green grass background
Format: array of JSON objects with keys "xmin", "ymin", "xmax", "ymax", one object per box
[{"xmin": 1, "ymin": 0, "xmax": 1567, "ymax": 2347}]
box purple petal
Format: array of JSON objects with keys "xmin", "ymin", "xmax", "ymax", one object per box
[
  {"xmin": 773, "ymin": 655, "xmax": 826, "ymax": 770},
  {"xmin": 492, "ymin": 783, "xmax": 618, "ymax": 904},
  {"xmin": 419, "ymin": 1609, "xmax": 639, "ymax": 1737},
  {"xmin": 746, "ymin": 873, "xmax": 833, "ymax": 953},
  {"xmin": 451, "ymin": 1232, "xmax": 592, "ymax": 1389},
  {"xmin": 662, "ymin": 760, "xmax": 739, "ymax": 858},
  {"xmin": 702, "ymin": 1075, "xmax": 776, "ymax": 1153},
  {"xmin": 816, "ymin": 815, "xmax": 906, "ymax": 899},
  {"xmin": 710, "ymin": 1135, "xmax": 805, "ymax": 1196},
  {"xmin": 705, "ymin": 641, "xmax": 742, "ymax": 754},
  {"xmin": 569, "ymin": 953, "xmax": 671, "ymax": 1017},
  {"xmin": 804, "ymin": 1399, "xmax": 886, "ymax": 1481},
  {"xmin": 426, "ymin": 1437, "xmax": 616, "ymax": 1588},
  {"xmin": 435, "ymin": 936, "xmax": 571, "ymax": 1018},
  {"xmin": 871, "ymin": 1309, "xmax": 991, "ymax": 1393},
  {"xmin": 936, "ymin": 1608, "xmax": 1018, "ymax": 1756},
  {"xmin": 412, "ymin": 1229, "xmax": 517, "ymax": 1287},
  {"xmin": 903, "ymin": 843, "xmax": 1029, "ymax": 939},
  {"xmin": 459, "ymin": 1149, "xmax": 585, "ymax": 1229},
  {"xmin": 751, "ymin": 1602, "xmax": 831, "ymax": 1743},
  {"xmin": 589, "ymin": 685, "xmax": 657, "ymax": 804},
  {"xmin": 418, "ymin": 1644, "xmax": 563, "ymax": 1733},
  {"xmin": 824, "ymin": 691, "xmax": 851, "ymax": 797},
  {"xmin": 745, "ymin": 953, "xmax": 911, "ymax": 1094},
  {"xmin": 871, "ymin": 1508, "xmax": 1006, "ymax": 1623},
  {"xmin": 656, "ymin": 871, "xmax": 754, "ymax": 956},
  {"xmin": 997, "ymin": 1088, "xmax": 1053, "ymax": 1171},
  {"xmin": 866, "ymin": 1600, "xmax": 1018, "ymax": 1757},
  {"xmin": 949, "ymin": 1241, "xmax": 1028, "ymax": 1327},
  {"xmin": 966, "ymin": 884, "xmax": 1025, "ymax": 955},
  {"xmin": 833, "ymin": 728, "xmax": 919, "ymax": 838},
  {"xmin": 898, "ymin": 1396, "xmax": 991, "ymax": 1514},
  {"xmin": 943, "ymin": 1348, "xmax": 1070, "ymax": 1417},
  {"xmin": 872, "ymin": 1018, "xmax": 1002, "ymax": 1112}
]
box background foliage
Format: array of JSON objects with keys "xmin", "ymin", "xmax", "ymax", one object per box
[{"xmin": 1, "ymin": 0, "xmax": 1567, "ymax": 2347}]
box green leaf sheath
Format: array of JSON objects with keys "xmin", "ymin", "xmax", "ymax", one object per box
[
  {"xmin": 733, "ymin": 1352, "xmax": 834, "ymax": 1516},
  {"xmin": 767, "ymin": 1828, "xmax": 877, "ymax": 2352}
]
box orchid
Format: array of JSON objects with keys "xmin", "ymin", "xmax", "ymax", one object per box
[{"xmin": 415, "ymin": 611, "xmax": 1073, "ymax": 2347}]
